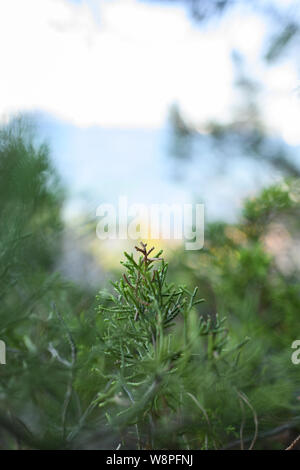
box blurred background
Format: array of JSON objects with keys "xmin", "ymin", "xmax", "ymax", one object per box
[
  {"xmin": 2, "ymin": 0, "xmax": 300, "ymax": 450},
  {"xmin": 2, "ymin": 0, "xmax": 300, "ymax": 275}
]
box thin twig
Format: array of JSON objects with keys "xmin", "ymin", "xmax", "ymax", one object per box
[
  {"xmin": 53, "ymin": 303, "xmax": 77, "ymax": 441},
  {"xmin": 286, "ymin": 434, "xmax": 300, "ymax": 450},
  {"xmin": 122, "ymin": 383, "xmax": 141, "ymax": 450},
  {"xmin": 224, "ymin": 421, "xmax": 299, "ymax": 449},
  {"xmin": 186, "ymin": 392, "xmax": 217, "ymax": 449},
  {"xmin": 236, "ymin": 390, "xmax": 258, "ymax": 450},
  {"xmin": 238, "ymin": 395, "xmax": 246, "ymax": 450}
]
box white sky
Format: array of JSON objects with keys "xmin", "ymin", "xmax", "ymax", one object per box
[{"xmin": 0, "ymin": 0, "xmax": 300, "ymax": 143}]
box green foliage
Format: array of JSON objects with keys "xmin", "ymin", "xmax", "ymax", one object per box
[
  {"xmin": 0, "ymin": 117, "xmax": 64, "ymax": 338},
  {"xmin": 168, "ymin": 181, "xmax": 300, "ymax": 446},
  {"xmin": 0, "ymin": 118, "xmax": 73, "ymax": 449},
  {"xmin": 92, "ymin": 242, "xmax": 251, "ymax": 449},
  {"xmin": 1, "ymin": 119, "xmax": 300, "ymax": 449}
]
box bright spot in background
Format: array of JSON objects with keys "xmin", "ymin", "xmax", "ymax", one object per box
[{"xmin": 0, "ymin": 0, "xmax": 299, "ymax": 144}]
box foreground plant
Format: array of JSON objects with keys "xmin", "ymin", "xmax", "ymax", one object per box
[{"xmin": 93, "ymin": 242, "xmax": 248, "ymax": 449}]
